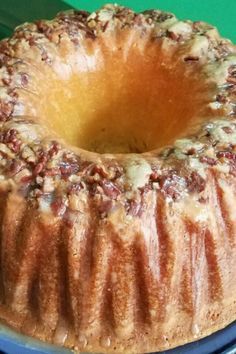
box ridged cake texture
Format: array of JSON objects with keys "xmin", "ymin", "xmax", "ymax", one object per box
[{"xmin": 0, "ymin": 4, "xmax": 235, "ymax": 353}]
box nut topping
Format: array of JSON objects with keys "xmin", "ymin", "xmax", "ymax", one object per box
[{"xmin": 0, "ymin": 4, "xmax": 235, "ymax": 215}]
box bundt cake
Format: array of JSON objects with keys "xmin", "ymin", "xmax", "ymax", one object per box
[{"xmin": 0, "ymin": 3, "xmax": 236, "ymax": 353}]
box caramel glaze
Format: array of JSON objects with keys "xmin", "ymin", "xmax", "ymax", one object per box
[{"xmin": 0, "ymin": 4, "xmax": 236, "ymax": 353}]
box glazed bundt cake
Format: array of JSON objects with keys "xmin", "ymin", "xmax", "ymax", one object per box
[{"xmin": 0, "ymin": 4, "xmax": 236, "ymax": 353}]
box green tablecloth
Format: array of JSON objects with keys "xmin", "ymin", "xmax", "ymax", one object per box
[
  {"xmin": 0, "ymin": 0, "xmax": 236, "ymax": 42},
  {"xmin": 65, "ymin": 0, "xmax": 236, "ymax": 42}
]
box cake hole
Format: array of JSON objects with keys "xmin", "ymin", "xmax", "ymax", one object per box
[{"xmin": 38, "ymin": 37, "xmax": 216, "ymax": 154}]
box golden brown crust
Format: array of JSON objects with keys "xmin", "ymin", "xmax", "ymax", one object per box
[
  {"xmin": 0, "ymin": 185, "xmax": 236, "ymax": 354},
  {"xmin": 0, "ymin": 4, "xmax": 236, "ymax": 353},
  {"xmin": 0, "ymin": 4, "xmax": 235, "ymax": 207}
]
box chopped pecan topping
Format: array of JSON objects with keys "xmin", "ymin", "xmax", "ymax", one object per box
[
  {"xmin": 7, "ymin": 159, "xmax": 24, "ymax": 177},
  {"xmin": 216, "ymin": 151, "xmax": 236, "ymax": 160},
  {"xmin": 159, "ymin": 173, "xmax": 184, "ymax": 200},
  {"xmin": 126, "ymin": 199, "xmax": 144, "ymax": 217},
  {"xmin": 0, "ymin": 4, "xmax": 235, "ymax": 214},
  {"xmin": 222, "ymin": 126, "xmax": 233, "ymax": 134},
  {"xmin": 36, "ymin": 21, "xmax": 53, "ymax": 39},
  {"xmin": 89, "ymin": 164, "xmax": 108, "ymax": 178},
  {"xmin": 227, "ymin": 65, "xmax": 236, "ymax": 85},
  {"xmin": 20, "ymin": 73, "xmax": 29, "ymax": 87},
  {"xmin": 184, "ymin": 56, "xmax": 200, "ymax": 62},
  {"xmin": 33, "ymin": 162, "xmax": 44, "ymax": 176},
  {"xmin": 199, "ymin": 156, "xmax": 217, "ymax": 166},
  {"xmin": 60, "ymin": 162, "xmax": 79, "ymax": 176},
  {"xmin": 0, "ymin": 129, "xmax": 21, "ymax": 152},
  {"xmin": 0, "ymin": 101, "xmax": 14, "ymax": 121},
  {"xmin": 48, "ymin": 141, "xmax": 60, "ymax": 157},
  {"xmin": 186, "ymin": 171, "xmax": 206, "ymax": 193},
  {"xmin": 100, "ymin": 180, "xmax": 121, "ymax": 199},
  {"xmin": 167, "ymin": 30, "xmax": 180, "ymax": 41},
  {"xmin": 51, "ymin": 197, "xmax": 67, "ymax": 216}
]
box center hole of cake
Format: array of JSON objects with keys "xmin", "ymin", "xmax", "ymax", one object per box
[{"xmin": 42, "ymin": 44, "xmax": 213, "ymax": 154}]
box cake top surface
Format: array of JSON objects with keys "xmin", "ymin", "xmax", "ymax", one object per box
[{"xmin": 0, "ymin": 4, "xmax": 236, "ymax": 217}]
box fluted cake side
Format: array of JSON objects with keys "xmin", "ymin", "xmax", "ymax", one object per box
[{"xmin": 0, "ymin": 171, "xmax": 236, "ymax": 353}]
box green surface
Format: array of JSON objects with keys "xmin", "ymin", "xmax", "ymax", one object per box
[
  {"xmin": 65, "ymin": 0, "xmax": 236, "ymax": 42},
  {"xmin": 0, "ymin": 0, "xmax": 71, "ymax": 38}
]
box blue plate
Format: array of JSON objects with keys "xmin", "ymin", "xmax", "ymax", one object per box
[
  {"xmin": 0, "ymin": 324, "xmax": 71, "ymax": 354},
  {"xmin": 154, "ymin": 321, "xmax": 236, "ymax": 354},
  {"xmin": 0, "ymin": 321, "xmax": 235, "ymax": 354}
]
